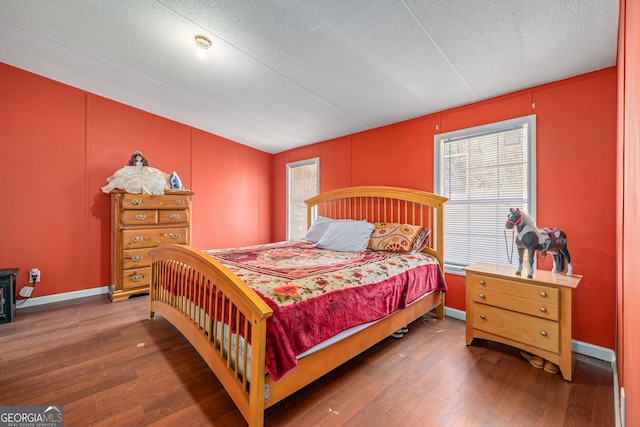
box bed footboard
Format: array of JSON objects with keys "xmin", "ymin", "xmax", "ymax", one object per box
[{"xmin": 149, "ymin": 244, "xmax": 273, "ymax": 427}]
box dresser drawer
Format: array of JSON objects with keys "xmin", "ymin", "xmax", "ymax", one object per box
[
  {"xmin": 121, "ymin": 210, "xmax": 158, "ymax": 225},
  {"xmin": 122, "ymin": 267, "xmax": 151, "ymax": 290},
  {"xmin": 472, "ymin": 304, "xmax": 560, "ymax": 353},
  {"xmin": 471, "ymin": 288, "xmax": 559, "ymax": 321},
  {"xmin": 158, "ymin": 210, "xmax": 189, "ymax": 225},
  {"xmin": 122, "ymin": 248, "xmax": 152, "ymax": 269},
  {"xmin": 121, "ymin": 193, "xmax": 191, "ymax": 210},
  {"xmin": 122, "ymin": 227, "xmax": 188, "ymax": 249},
  {"xmin": 470, "ymin": 274, "xmax": 559, "ymax": 304}
]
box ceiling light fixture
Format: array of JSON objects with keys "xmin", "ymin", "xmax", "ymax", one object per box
[{"xmin": 195, "ymin": 35, "xmax": 212, "ymax": 58}]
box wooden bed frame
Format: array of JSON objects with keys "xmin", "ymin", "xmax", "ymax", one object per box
[{"xmin": 149, "ymin": 186, "xmax": 447, "ymax": 426}]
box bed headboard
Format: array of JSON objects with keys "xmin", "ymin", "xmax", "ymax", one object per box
[{"xmin": 305, "ymin": 186, "xmax": 448, "ymax": 268}]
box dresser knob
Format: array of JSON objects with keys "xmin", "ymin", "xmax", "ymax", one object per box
[
  {"xmin": 479, "ymin": 280, "xmax": 486, "ymax": 285},
  {"xmin": 479, "ymin": 293, "xmax": 485, "ymax": 299},
  {"xmin": 131, "ymin": 255, "xmax": 143, "ymax": 262},
  {"xmin": 131, "ymin": 274, "xmax": 144, "ymax": 282},
  {"xmin": 175, "ymin": 199, "xmax": 185, "ymax": 205},
  {"xmin": 540, "ymin": 307, "xmax": 546, "ymax": 313},
  {"xmin": 131, "ymin": 236, "xmax": 144, "ymax": 243},
  {"xmin": 134, "ymin": 214, "xmax": 147, "ymax": 221},
  {"xmin": 540, "ymin": 330, "xmax": 547, "ymax": 336},
  {"xmin": 480, "ymin": 314, "xmax": 486, "ymax": 320},
  {"xmin": 169, "ymin": 213, "xmax": 180, "ymax": 219},
  {"xmin": 171, "ymin": 233, "xmax": 182, "ymax": 239},
  {"xmin": 540, "ymin": 291, "xmax": 547, "ymax": 297},
  {"xmin": 131, "ymin": 198, "xmax": 143, "ymax": 205}
]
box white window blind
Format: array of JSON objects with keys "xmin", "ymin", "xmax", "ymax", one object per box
[
  {"xmin": 286, "ymin": 158, "xmax": 319, "ymax": 240},
  {"xmin": 434, "ymin": 115, "xmax": 536, "ymax": 274}
]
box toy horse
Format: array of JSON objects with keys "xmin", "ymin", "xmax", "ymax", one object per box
[{"xmin": 505, "ymin": 208, "xmax": 573, "ymax": 279}]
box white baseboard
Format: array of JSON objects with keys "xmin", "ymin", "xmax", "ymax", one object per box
[
  {"xmin": 445, "ymin": 306, "xmax": 466, "ymax": 321},
  {"xmin": 572, "ymin": 339, "xmax": 615, "ymax": 362},
  {"xmin": 16, "ymin": 286, "xmax": 109, "ymax": 309},
  {"xmin": 443, "ymin": 306, "xmax": 615, "ymax": 363}
]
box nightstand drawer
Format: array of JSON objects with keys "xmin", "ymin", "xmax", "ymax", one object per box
[
  {"xmin": 471, "ymin": 304, "xmax": 559, "ymax": 353},
  {"xmin": 471, "ymin": 288, "xmax": 559, "ymax": 321},
  {"xmin": 470, "ymin": 274, "xmax": 559, "ymax": 304}
]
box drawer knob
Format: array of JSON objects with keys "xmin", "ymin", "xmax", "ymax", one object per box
[
  {"xmin": 540, "ymin": 291, "xmax": 547, "ymax": 297},
  {"xmin": 131, "ymin": 255, "xmax": 143, "ymax": 262},
  {"xmin": 171, "ymin": 233, "xmax": 182, "ymax": 239},
  {"xmin": 479, "ymin": 293, "xmax": 485, "ymax": 299},
  {"xmin": 131, "ymin": 236, "xmax": 144, "ymax": 243},
  {"xmin": 540, "ymin": 330, "xmax": 548, "ymax": 337},
  {"xmin": 480, "ymin": 314, "xmax": 486, "ymax": 320},
  {"xmin": 169, "ymin": 213, "xmax": 180, "ymax": 219},
  {"xmin": 175, "ymin": 199, "xmax": 185, "ymax": 205},
  {"xmin": 134, "ymin": 214, "xmax": 147, "ymax": 221},
  {"xmin": 131, "ymin": 198, "xmax": 143, "ymax": 205},
  {"xmin": 131, "ymin": 274, "xmax": 144, "ymax": 282},
  {"xmin": 479, "ymin": 280, "xmax": 486, "ymax": 285},
  {"xmin": 539, "ymin": 307, "xmax": 547, "ymax": 313}
]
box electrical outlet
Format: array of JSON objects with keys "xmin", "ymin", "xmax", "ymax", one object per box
[{"xmin": 30, "ymin": 268, "xmax": 41, "ymax": 283}]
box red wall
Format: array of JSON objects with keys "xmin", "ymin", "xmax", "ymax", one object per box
[
  {"xmin": 0, "ymin": 63, "xmax": 272, "ymax": 298},
  {"xmin": 272, "ymin": 68, "xmax": 617, "ymax": 350}
]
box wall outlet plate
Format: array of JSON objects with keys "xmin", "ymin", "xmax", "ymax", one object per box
[{"xmin": 30, "ymin": 269, "xmax": 40, "ymax": 283}]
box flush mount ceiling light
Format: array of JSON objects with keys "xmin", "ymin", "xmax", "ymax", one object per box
[
  {"xmin": 195, "ymin": 35, "xmax": 211, "ymax": 50},
  {"xmin": 195, "ymin": 35, "xmax": 212, "ymax": 58}
]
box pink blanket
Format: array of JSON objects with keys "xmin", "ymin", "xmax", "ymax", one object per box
[{"xmin": 204, "ymin": 241, "xmax": 447, "ymax": 381}]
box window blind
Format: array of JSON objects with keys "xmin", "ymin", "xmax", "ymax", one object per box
[{"xmin": 435, "ymin": 116, "xmax": 535, "ymax": 272}]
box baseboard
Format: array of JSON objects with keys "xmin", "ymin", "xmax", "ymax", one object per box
[
  {"xmin": 612, "ymin": 353, "xmax": 623, "ymax": 427},
  {"xmin": 445, "ymin": 306, "xmax": 466, "ymax": 321},
  {"xmin": 444, "ymin": 306, "xmax": 615, "ymax": 363},
  {"xmin": 572, "ymin": 339, "xmax": 615, "ymax": 362},
  {"xmin": 16, "ymin": 286, "xmax": 109, "ymax": 309}
]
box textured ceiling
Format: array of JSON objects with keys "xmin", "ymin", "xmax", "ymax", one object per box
[{"xmin": 0, "ymin": 1, "xmax": 619, "ymax": 154}]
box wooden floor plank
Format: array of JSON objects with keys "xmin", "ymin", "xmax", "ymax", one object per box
[{"xmin": 0, "ymin": 295, "xmax": 614, "ymax": 426}]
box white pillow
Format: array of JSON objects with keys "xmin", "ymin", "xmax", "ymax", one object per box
[
  {"xmin": 303, "ymin": 216, "xmax": 354, "ymax": 242},
  {"xmin": 313, "ymin": 220, "xmax": 375, "ymax": 252}
]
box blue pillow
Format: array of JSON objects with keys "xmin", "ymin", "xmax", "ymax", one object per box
[
  {"xmin": 303, "ymin": 216, "xmax": 353, "ymax": 242},
  {"xmin": 313, "ymin": 220, "xmax": 375, "ymax": 252}
]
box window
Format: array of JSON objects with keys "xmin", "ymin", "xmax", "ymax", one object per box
[
  {"xmin": 434, "ymin": 115, "xmax": 536, "ymax": 274},
  {"xmin": 286, "ymin": 158, "xmax": 319, "ymax": 240}
]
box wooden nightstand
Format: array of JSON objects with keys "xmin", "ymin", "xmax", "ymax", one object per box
[{"xmin": 464, "ymin": 262, "xmax": 582, "ymax": 381}]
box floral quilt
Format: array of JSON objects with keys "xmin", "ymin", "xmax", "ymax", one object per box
[{"xmin": 204, "ymin": 241, "xmax": 447, "ymax": 381}]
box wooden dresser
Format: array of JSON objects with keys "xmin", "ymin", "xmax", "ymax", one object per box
[
  {"xmin": 109, "ymin": 190, "xmax": 194, "ymax": 302},
  {"xmin": 464, "ymin": 262, "xmax": 581, "ymax": 381}
]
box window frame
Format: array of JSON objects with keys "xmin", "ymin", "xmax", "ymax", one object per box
[
  {"xmin": 286, "ymin": 157, "xmax": 320, "ymax": 241},
  {"xmin": 434, "ymin": 115, "xmax": 537, "ymax": 275}
]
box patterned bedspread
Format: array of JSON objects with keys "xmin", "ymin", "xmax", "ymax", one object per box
[{"xmin": 204, "ymin": 241, "xmax": 447, "ymax": 381}]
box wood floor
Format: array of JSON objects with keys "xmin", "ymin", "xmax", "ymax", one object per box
[{"xmin": 0, "ymin": 295, "xmax": 614, "ymax": 426}]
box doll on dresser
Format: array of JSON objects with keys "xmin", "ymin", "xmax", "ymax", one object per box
[{"xmin": 101, "ymin": 151, "xmax": 170, "ymax": 195}]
